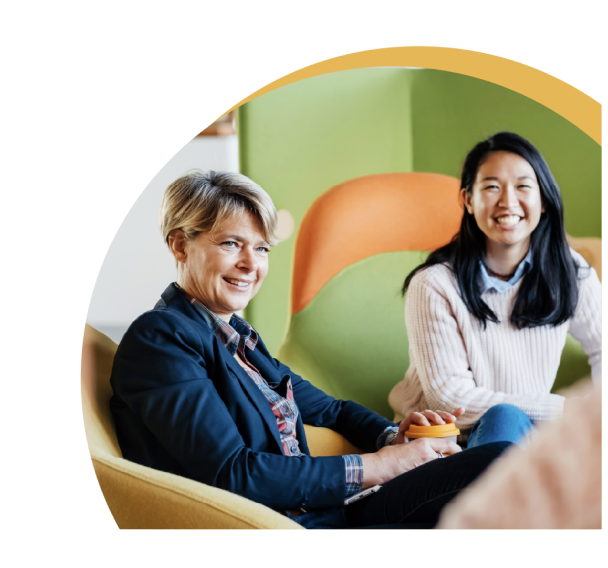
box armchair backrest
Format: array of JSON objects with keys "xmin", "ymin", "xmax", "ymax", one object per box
[
  {"xmin": 80, "ymin": 324, "xmax": 301, "ymax": 529},
  {"xmin": 291, "ymin": 172, "xmax": 462, "ymax": 316},
  {"xmin": 277, "ymin": 173, "xmax": 462, "ymax": 418},
  {"xmin": 81, "ymin": 324, "xmax": 122, "ymax": 458}
]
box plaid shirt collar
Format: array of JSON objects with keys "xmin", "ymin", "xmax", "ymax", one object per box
[{"xmin": 176, "ymin": 284, "xmax": 258, "ymax": 356}]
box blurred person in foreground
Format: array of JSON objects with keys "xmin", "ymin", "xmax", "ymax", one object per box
[
  {"xmin": 109, "ymin": 170, "xmax": 511, "ymax": 529},
  {"xmin": 438, "ymin": 381, "xmax": 601, "ymax": 529}
]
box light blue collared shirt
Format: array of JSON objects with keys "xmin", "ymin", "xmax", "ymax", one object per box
[{"xmin": 479, "ymin": 249, "xmax": 533, "ymax": 294}]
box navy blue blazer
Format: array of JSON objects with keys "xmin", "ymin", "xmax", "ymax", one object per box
[{"xmin": 110, "ymin": 283, "xmax": 395, "ymax": 511}]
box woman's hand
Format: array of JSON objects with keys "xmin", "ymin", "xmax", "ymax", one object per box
[
  {"xmin": 359, "ymin": 408, "xmax": 465, "ymax": 488},
  {"xmin": 360, "ymin": 437, "xmax": 462, "ymax": 488},
  {"xmin": 393, "ymin": 407, "xmax": 465, "ymax": 445}
]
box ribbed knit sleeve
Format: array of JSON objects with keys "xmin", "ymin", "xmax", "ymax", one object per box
[
  {"xmin": 568, "ymin": 251, "xmax": 602, "ymax": 385},
  {"xmin": 389, "ymin": 264, "xmax": 566, "ymax": 428},
  {"xmin": 404, "ymin": 267, "xmax": 477, "ymax": 418}
]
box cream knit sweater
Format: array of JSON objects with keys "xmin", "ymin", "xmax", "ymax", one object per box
[{"xmin": 388, "ymin": 250, "xmax": 601, "ymax": 428}]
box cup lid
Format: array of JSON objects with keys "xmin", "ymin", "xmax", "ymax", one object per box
[{"xmin": 404, "ymin": 423, "xmax": 460, "ymax": 438}]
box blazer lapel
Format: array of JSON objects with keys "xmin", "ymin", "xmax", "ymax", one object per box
[
  {"xmin": 223, "ymin": 353, "xmax": 285, "ymax": 453},
  {"xmin": 161, "ymin": 283, "xmax": 286, "ymax": 454}
]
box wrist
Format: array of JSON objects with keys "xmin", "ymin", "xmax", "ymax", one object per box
[
  {"xmin": 360, "ymin": 453, "xmax": 386, "ymax": 488},
  {"xmin": 363, "ymin": 446, "xmax": 403, "ymax": 486},
  {"xmin": 386, "ymin": 430, "xmax": 399, "ymax": 446}
]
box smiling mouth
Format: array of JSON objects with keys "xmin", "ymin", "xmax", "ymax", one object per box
[
  {"xmin": 223, "ymin": 277, "xmax": 255, "ymax": 288},
  {"xmin": 495, "ymin": 215, "xmax": 522, "ymax": 227}
]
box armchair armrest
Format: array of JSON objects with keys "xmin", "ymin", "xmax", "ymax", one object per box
[
  {"xmin": 567, "ymin": 235, "xmax": 601, "ymax": 281},
  {"xmin": 304, "ymin": 425, "xmax": 361, "ymax": 456},
  {"xmin": 91, "ymin": 451, "xmax": 302, "ymax": 529}
]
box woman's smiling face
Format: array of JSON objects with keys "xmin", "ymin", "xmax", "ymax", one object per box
[
  {"xmin": 463, "ymin": 150, "xmax": 544, "ymax": 254},
  {"xmin": 171, "ymin": 211, "xmax": 270, "ymax": 321}
]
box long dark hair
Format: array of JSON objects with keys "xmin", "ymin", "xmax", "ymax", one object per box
[{"xmin": 402, "ymin": 132, "xmax": 582, "ymax": 329}]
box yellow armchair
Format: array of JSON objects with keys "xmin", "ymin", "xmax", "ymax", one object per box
[
  {"xmin": 81, "ymin": 324, "xmax": 359, "ymax": 529},
  {"xmin": 566, "ymin": 235, "xmax": 601, "ymax": 281}
]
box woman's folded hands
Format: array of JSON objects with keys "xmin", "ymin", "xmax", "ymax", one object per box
[{"xmin": 359, "ymin": 407, "xmax": 464, "ymax": 489}]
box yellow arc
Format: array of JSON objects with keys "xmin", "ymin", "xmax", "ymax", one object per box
[{"xmin": 224, "ymin": 46, "xmax": 601, "ymax": 145}]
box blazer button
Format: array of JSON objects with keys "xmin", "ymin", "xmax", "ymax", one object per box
[{"xmin": 290, "ymin": 446, "xmax": 298, "ymax": 454}]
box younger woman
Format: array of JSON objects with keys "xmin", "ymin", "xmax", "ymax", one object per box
[{"xmin": 389, "ymin": 132, "xmax": 601, "ymax": 445}]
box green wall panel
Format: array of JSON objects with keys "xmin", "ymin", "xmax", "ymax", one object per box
[
  {"xmin": 409, "ymin": 70, "xmax": 601, "ymax": 238},
  {"xmin": 239, "ymin": 68, "xmax": 414, "ymax": 353},
  {"xmin": 239, "ymin": 68, "xmax": 601, "ymax": 355},
  {"xmin": 276, "ymin": 252, "xmax": 420, "ymax": 419}
]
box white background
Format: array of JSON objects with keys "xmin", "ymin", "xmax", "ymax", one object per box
[{"xmin": 86, "ymin": 134, "xmax": 239, "ymax": 343}]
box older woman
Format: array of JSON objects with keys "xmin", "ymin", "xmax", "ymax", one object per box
[{"xmin": 110, "ymin": 170, "xmax": 510, "ymax": 529}]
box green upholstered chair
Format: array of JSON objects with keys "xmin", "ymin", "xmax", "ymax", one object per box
[{"xmin": 276, "ymin": 173, "xmax": 595, "ymax": 420}]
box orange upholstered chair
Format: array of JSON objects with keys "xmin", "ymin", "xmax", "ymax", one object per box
[{"xmin": 276, "ymin": 172, "xmax": 462, "ymax": 418}]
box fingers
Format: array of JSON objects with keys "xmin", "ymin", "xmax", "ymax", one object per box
[
  {"xmin": 435, "ymin": 411, "xmax": 455, "ymax": 424},
  {"xmin": 452, "ymin": 407, "xmax": 465, "ymax": 419},
  {"xmin": 404, "ymin": 407, "xmax": 465, "ymax": 433},
  {"xmin": 419, "ymin": 410, "xmax": 447, "ymax": 425},
  {"xmin": 408, "ymin": 412, "xmax": 431, "ymax": 426},
  {"xmin": 398, "ymin": 417, "xmax": 412, "ymax": 435},
  {"xmin": 422, "ymin": 410, "xmax": 445, "ymax": 424},
  {"xmin": 436, "ymin": 407, "xmax": 465, "ymax": 423},
  {"xmin": 428, "ymin": 438, "xmax": 462, "ymax": 455}
]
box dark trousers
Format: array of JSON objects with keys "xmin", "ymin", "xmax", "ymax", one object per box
[
  {"xmin": 290, "ymin": 441, "xmax": 511, "ymax": 529},
  {"xmin": 346, "ymin": 441, "xmax": 511, "ymax": 528},
  {"xmin": 349, "ymin": 403, "xmax": 533, "ymax": 529}
]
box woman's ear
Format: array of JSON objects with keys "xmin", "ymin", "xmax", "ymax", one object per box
[
  {"xmin": 168, "ymin": 229, "xmax": 188, "ymax": 263},
  {"xmin": 460, "ymin": 188, "xmax": 473, "ymax": 215}
]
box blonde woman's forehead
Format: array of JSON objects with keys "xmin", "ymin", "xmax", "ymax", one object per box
[
  {"xmin": 211, "ymin": 211, "xmax": 270, "ymax": 243},
  {"xmin": 159, "ymin": 170, "xmax": 278, "ymax": 247}
]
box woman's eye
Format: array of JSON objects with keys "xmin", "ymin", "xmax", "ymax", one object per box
[
  {"xmin": 484, "ymin": 185, "xmax": 499, "ymax": 190},
  {"xmin": 257, "ymin": 247, "xmax": 270, "ymax": 254},
  {"xmin": 223, "ymin": 241, "xmax": 237, "ymax": 247}
]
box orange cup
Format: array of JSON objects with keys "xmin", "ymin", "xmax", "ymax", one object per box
[{"xmin": 403, "ymin": 423, "xmax": 460, "ymax": 454}]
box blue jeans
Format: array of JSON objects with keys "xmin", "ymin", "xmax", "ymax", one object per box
[{"xmin": 466, "ymin": 403, "xmax": 534, "ymax": 449}]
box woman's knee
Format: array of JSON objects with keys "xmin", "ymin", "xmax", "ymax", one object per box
[{"xmin": 483, "ymin": 403, "xmax": 531, "ymax": 424}]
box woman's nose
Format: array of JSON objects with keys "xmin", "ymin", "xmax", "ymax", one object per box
[
  {"xmin": 498, "ymin": 184, "xmax": 519, "ymax": 208},
  {"xmin": 237, "ymin": 247, "xmax": 258, "ymax": 272}
]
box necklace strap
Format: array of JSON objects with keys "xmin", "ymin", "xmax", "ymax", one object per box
[{"xmin": 484, "ymin": 265, "xmax": 516, "ymax": 280}]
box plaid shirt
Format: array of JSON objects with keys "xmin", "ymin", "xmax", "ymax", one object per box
[{"xmin": 178, "ymin": 285, "xmax": 396, "ymax": 498}]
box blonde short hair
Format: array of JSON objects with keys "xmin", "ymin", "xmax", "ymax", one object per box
[{"xmin": 159, "ymin": 170, "xmax": 278, "ymax": 247}]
